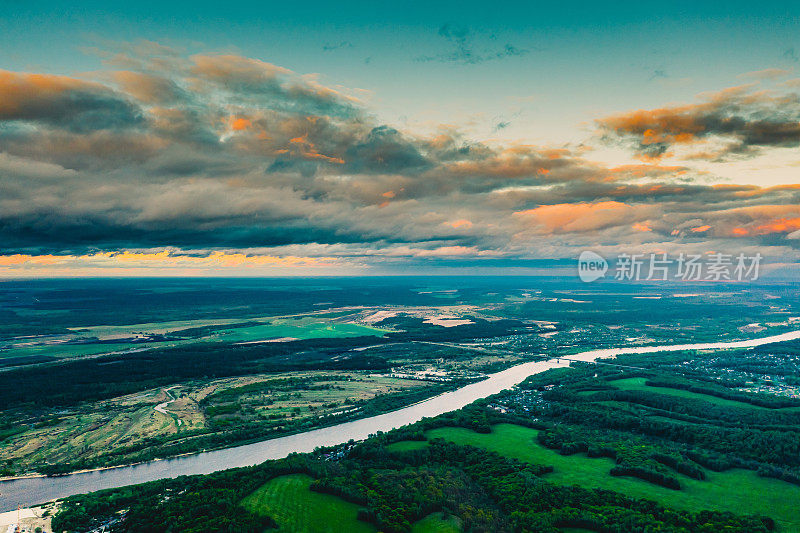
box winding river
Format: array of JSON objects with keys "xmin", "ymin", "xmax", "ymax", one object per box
[{"xmin": 3, "ymin": 330, "xmax": 799, "ymax": 511}]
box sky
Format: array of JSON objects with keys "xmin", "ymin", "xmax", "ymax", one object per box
[{"xmin": 1, "ymin": 1, "xmax": 800, "ymax": 276}]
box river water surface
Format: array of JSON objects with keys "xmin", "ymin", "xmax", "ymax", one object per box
[{"xmin": 3, "ymin": 330, "xmax": 799, "ymax": 511}]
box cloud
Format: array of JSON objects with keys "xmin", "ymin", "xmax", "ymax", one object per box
[
  {"xmin": 109, "ymin": 71, "xmax": 184, "ymax": 104},
  {"xmin": 738, "ymin": 68, "xmax": 792, "ymax": 80},
  {"xmin": 710, "ymin": 204, "xmax": 800, "ymax": 237},
  {"xmin": 0, "ymin": 70, "xmax": 143, "ymax": 132},
  {"xmin": 2, "ymin": 42, "xmax": 800, "ymax": 274},
  {"xmin": 598, "ymin": 85, "xmax": 800, "ymax": 160},
  {"xmin": 323, "ymin": 41, "xmax": 354, "ymax": 52},
  {"xmin": 344, "ymin": 126, "xmax": 430, "ymax": 173},
  {"xmin": 513, "ymin": 201, "xmax": 657, "ymax": 235},
  {"xmin": 0, "ymin": 250, "xmax": 342, "ymax": 277}
]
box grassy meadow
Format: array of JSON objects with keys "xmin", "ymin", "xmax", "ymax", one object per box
[
  {"xmin": 392, "ymin": 424, "xmax": 800, "ymax": 531},
  {"xmin": 241, "ymin": 474, "xmax": 375, "ymax": 533},
  {"xmin": 241, "ymin": 474, "xmax": 464, "ymax": 533}
]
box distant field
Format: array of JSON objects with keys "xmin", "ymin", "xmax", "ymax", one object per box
[
  {"xmin": 214, "ymin": 319, "xmax": 390, "ymax": 343},
  {"xmin": 409, "ymin": 424, "xmax": 800, "ymax": 532},
  {"xmin": 241, "ymin": 474, "xmax": 375, "ymax": 533},
  {"xmin": 0, "ymin": 314, "xmax": 389, "ymax": 363},
  {"xmin": 607, "ymin": 377, "xmax": 800, "ymax": 411},
  {"xmin": 0, "ymin": 342, "xmax": 152, "ymax": 360}
]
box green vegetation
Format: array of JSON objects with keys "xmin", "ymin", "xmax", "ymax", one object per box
[
  {"xmin": 3, "ymin": 371, "xmax": 454, "ymax": 475},
  {"xmin": 414, "ymin": 424, "xmax": 800, "ymax": 531},
  {"xmin": 19, "ymin": 280, "xmax": 800, "ymax": 531},
  {"xmin": 1, "ymin": 285, "xmax": 534, "ymax": 476},
  {"xmin": 607, "ymin": 377, "xmax": 800, "ymax": 411},
  {"xmin": 410, "ymin": 512, "xmax": 461, "ymax": 533},
  {"xmin": 205, "ymin": 319, "xmax": 392, "ymax": 343},
  {"xmin": 239, "ymin": 474, "xmax": 466, "ymax": 533},
  {"xmin": 52, "ymin": 407, "xmax": 784, "ymax": 533},
  {"xmin": 386, "ymin": 440, "xmax": 429, "ymax": 453},
  {"xmin": 241, "ymin": 474, "xmax": 375, "ymax": 533}
]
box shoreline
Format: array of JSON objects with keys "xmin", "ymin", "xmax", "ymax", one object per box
[
  {"xmin": 0, "ymin": 378, "xmax": 473, "ymax": 482},
  {"xmin": 2, "ymin": 329, "xmax": 798, "ymax": 511}
]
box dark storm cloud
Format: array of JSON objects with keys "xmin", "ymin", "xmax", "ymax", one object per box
[{"xmin": 0, "ymin": 210, "xmax": 379, "ymax": 254}]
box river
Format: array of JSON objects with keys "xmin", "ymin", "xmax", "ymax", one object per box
[{"xmin": 3, "ymin": 330, "xmax": 799, "ymax": 511}]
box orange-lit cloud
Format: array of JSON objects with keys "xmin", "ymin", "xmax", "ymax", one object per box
[
  {"xmin": 598, "ymin": 85, "xmax": 800, "ymax": 160},
  {"xmin": 446, "ymin": 146, "xmax": 566, "ymax": 179},
  {"xmin": 0, "ymin": 251, "xmax": 338, "ymax": 275},
  {"xmin": 704, "ymin": 205, "xmax": 800, "ymax": 237},
  {"xmin": 752, "ymin": 218, "xmax": 800, "ymax": 235},
  {"xmin": 110, "ymin": 71, "xmax": 181, "ymax": 104},
  {"xmin": 0, "ymin": 70, "xmax": 95, "ymax": 114},
  {"xmin": 231, "ymin": 117, "xmax": 252, "ymax": 131},
  {"xmin": 447, "ymin": 219, "xmax": 473, "ymax": 229},
  {"xmin": 514, "ymin": 201, "xmax": 654, "ymax": 234},
  {"xmin": 284, "ymin": 133, "xmax": 345, "ymax": 164},
  {"xmin": 410, "ymin": 246, "xmax": 479, "ymax": 257},
  {"xmin": 3, "ymin": 44, "xmax": 800, "ymax": 274}
]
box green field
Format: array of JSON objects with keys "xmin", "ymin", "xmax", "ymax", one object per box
[
  {"xmin": 607, "ymin": 377, "xmax": 800, "ymax": 412},
  {"xmin": 241, "ymin": 474, "xmax": 376, "ymax": 533},
  {"xmin": 411, "ymin": 424, "xmax": 800, "ymax": 532},
  {"xmin": 410, "ymin": 512, "xmax": 461, "ymax": 533},
  {"xmin": 2, "ymin": 315, "xmax": 389, "ymax": 363},
  {"xmin": 241, "ymin": 474, "xmax": 464, "ymax": 533},
  {"xmin": 214, "ymin": 319, "xmax": 389, "ymax": 343}
]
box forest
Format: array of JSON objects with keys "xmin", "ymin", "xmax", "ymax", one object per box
[
  {"xmin": 53, "ymin": 434, "xmax": 775, "ymax": 533},
  {"xmin": 51, "ymin": 341, "xmax": 800, "ymax": 532}
]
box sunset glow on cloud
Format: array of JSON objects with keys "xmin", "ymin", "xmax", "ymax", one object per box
[{"xmin": 1, "ymin": 2, "xmax": 799, "ymax": 276}]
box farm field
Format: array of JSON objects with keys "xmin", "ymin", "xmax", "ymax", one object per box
[
  {"xmin": 241, "ymin": 475, "xmax": 466, "ymax": 533},
  {"xmin": 204, "ymin": 317, "xmax": 392, "ymax": 344},
  {"xmin": 0, "ymin": 315, "xmax": 390, "ymax": 364},
  {"xmin": 2, "ymin": 371, "xmax": 441, "ymax": 474},
  {"xmin": 241, "ymin": 474, "xmax": 375, "ymax": 533}
]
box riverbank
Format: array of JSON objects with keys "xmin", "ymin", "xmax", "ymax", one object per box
[
  {"xmin": 0, "ymin": 504, "xmax": 55, "ymax": 532},
  {"xmin": 2, "ymin": 330, "xmax": 798, "ymax": 512}
]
